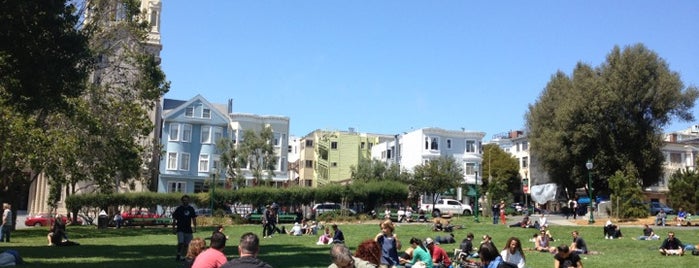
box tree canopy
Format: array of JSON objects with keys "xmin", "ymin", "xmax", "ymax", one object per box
[
  {"xmin": 526, "ymin": 44, "xmax": 698, "ymax": 196},
  {"xmin": 481, "ymin": 144, "xmax": 521, "ymax": 205},
  {"xmin": 667, "ymin": 169, "xmax": 699, "ymax": 214},
  {"xmin": 410, "ymin": 156, "xmax": 464, "ymax": 211},
  {"xmin": 350, "ymin": 158, "xmax": 411, "ymax": 183}
]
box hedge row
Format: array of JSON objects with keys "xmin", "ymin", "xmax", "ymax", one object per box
[{"xmin": 66, "ymin": 180, "xmax": 409, "ymax": 213}]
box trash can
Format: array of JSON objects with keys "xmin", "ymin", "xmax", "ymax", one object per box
[{"xmin": 97, "ymin": 210, "xmax": 109, "ymax": 229}]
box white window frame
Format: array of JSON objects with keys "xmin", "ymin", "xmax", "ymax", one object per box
[
  {"xmin": 182, "ymin": 124, "xmax": 192, "ymax": 142},
  {"xmin": 202, "ymin": 107, "xmax": 211, "ymax": 119},
  {"xmin": 168, "ymin": 181, "xmax": 186, "ymax": 193},
  {"xmin": 167, "ymin": 152, "xmax": 178, "ymax": 170},
  {"xmin": 213, "ymin": 127, "xmax": 223, "ymax": 144},
  {"xmin": 169, "ymin": 123, "xmax": 180, "ymax": 141},
  {"xmin": 446, "ymin": 139, "xmax": 452, "ymax": 150},
  {"xmin": 180, "ymin": 153, "xmax": 190, "ymax": 171},
  {"xmin": 199, "ymin": 154, "xmax": 210, "ymax": 172},
  {"xmin": 465, "ymin": 162, "xmax": 476, "ymax": 175},
  {"xmin": 185, "ymin": 107, "xmax": 194, "ymax": 117},
  {"xmin": 465, "ymin": 140, "xmax": 476, "ymax": 153},
  {"xmin": 201, "ymin": 126, "xmax": 211, "ymax": 144}
]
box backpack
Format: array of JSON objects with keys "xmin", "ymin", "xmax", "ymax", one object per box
[{"xmin": 692, "ymin": 249, "xmax": 699, "ymax": 256}]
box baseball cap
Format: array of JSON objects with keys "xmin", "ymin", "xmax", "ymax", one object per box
[{"xmin": 425, "ymin": 237, "xmax": 434, "ymax": 245}]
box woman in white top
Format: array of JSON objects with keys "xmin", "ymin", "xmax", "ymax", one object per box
[{"xmin": 500, "ymin": 237, "xmax": 526, "ymax": 268}]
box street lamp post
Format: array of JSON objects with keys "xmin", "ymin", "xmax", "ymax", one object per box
[
  {"xmin": 474, "ymin": 163, "xmax": 480, "ymax": 223},
  {"xmin": 210, "ymin": 168, "xmax": 217, "ymax": 214},
  {"xmin": 586, "ymin": 160, "xmax": 594, "ymax": 224}
]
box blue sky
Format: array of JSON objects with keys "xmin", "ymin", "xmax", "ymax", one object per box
[{"xmin": 160, "ymin": 1, "xmax": 698, "ymax": 139}]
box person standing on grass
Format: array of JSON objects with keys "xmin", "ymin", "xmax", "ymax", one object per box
[
  {"xmin": 192, "ymin": 232, "xmax": 227, "ymax": 268},
  {"xmin": 221, "ymin": 232, "xmax": 273, "ymax": 268},
  {"xmin": 499, "ymin": 200, "xmax": 507, "ymax": 225},
  {"xmin": 1, "ymin": 203, "xmax": 12, "ymax": 243},
  {"xmin": 375, "ymin": 220, "xmax": 400, "ymax": 268},
  {"xmin": 492, "ymin": 203, "xmax": 500, "ymax": 224},
  {"xmin": 173, "ymin": 195, "xmax": 198, "ymax": 262}
]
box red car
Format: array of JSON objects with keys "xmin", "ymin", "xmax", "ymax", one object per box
[{"xmin": 24, "ymin": 213, "xmax": 82, "ymax": 227}]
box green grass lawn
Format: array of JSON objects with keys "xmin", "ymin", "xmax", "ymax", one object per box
[{"xmin": 1, "ymin": 216, "xmax": 697, "ymax": 267}]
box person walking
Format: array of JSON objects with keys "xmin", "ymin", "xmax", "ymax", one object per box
[
  {"xmin": 1, "ymin": 203, "xmax": 12, "ymax": 242},
  {"xmin": 173, "ymin": 195, "xmax": 198, "ymax": 262},
  {"xmin": 491, "ymin": 203, "xmax": 499, "ymax": 225}
]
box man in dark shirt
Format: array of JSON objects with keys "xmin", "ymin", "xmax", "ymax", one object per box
[
  {"xmin": 554, "ymin": 245, "xmax": 582, "ymax": 268},
  {"xmin": 570, "ymin": 231, "xmax": 588, "ymax": 254},
  {"xmin": 458, "ymin": 233, "xmax": 475, "ymax": 260},
  {"xmin": 331, "ymin": 224, "xmax": 344, "ymax": 244},
  {"xmin": 659, "ymin": 232, "xmax": 684, "ymax": 256},
  {"xmin": 221, "ymin": 232, "xmax": 273, "ymax": 268},
  {"xmin": 172, "ymin": 195, "xmax": 197, "ymax": 261}
]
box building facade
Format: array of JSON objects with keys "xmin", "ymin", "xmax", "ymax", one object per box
[
  {"xmin": 297, "ymin": 129, "xmax": 393, "ymax": 187},
  {"xmin": 371, "ymin": 127, "xmax": 486, "ymax": 206},
  {"xmin": 159, "ymin": 96, "xmax": 291, "ymax": 194}
]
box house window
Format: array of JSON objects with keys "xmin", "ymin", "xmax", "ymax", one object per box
[
  {"xmin": 368, "ymin": 142, "xmax": 373, "ymax": 149},
  {"xmin": 168, "ymin": 181, "xmax": 185, "ymax": 193},
  {"xmin": 430, "ymin": 138, "xmax": 439, "ymax": 150},
  {"xmin": 273, "ymin": 134, "xmax": 280, "ymax": 147},
  {"xmin": 288, "ymin": 145, "xmax": 293, "ymax": 153},
  {"xmin": 361, "ymin": 142, "xmax": 365, "ymax": 149},
  {"xmin": 331, "ymin": 142, "xmax": 338, "ymax": 149},
  {"xmin": 280, "ymin": 157, "xmax": 287, "ymax": 171},
  {"xmin": 182, "ymin": 124, "xmax": 192, "ymax": 142},
  {"xmin": 213, "ymin": 127, "xmax": 223, "ymax": 143},
  {"xmin": 466, "ymin": 140, "xmax": 476, "ymax": 153},
  {"xmin": 447, "ymin": 139, "xmax": 452, "ymax": 149},
  {"xmin": 305, "ymin": 160, "xmax": 313, "ymax": 168},
  {"xmin": 305, "ymin": 140, "xmax": 313, "ymax": 147},
  {"xmin": 199, "ymin": 154, "xmax": 210, "ymax": 172},
  {"xmin": 202, "ymin": 108, "xmax": 211, "ymax": 118},
  {"xmin": 387, "ymin": 149, "xmax": 392, "ymax": 159},
  {"xmin": 169, "ymin": 123, "xmax": 180, "ymax": 141},
  {"xmin": 522, "ymin": 157, "xmax": 528, "ymax": 168},
  {"xmin": 201, "ymin": 126, "xmax": 211, "ymax": 143},
  {"xmin": 212, "ymin": 156, "xmax": 221, "ymax": 170},
  {"xmin": 522, "ymin": 141, "xmax": 528, "ymax": 151},
  {"xmin": 180, "ymin": 153, "xmax": 190, "ymax": 171},
  {"xmin": 425, "ymin": 137, "xmax": 429, "ymax": 150},
  {"xmin": 670, "ymin": 153, "xmax": 682, "ymax": 163},
  {"xmin": 185, "ymin": 107, "xmax": 193, "ymax": 117},
  {"xmin": 465, "ymin": 162, "xmax": 475, "ymax": 175},
  {"xmin": 167, "ymin": 152, "xmax": 177, "ymax": 170},
  {"xmin": 331, "ymin": 162, "xmax": 338, "ymax": 167}
]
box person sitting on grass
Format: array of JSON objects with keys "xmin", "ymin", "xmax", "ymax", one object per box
[
  {"xmin": 534, "ymin": 230, "xmax": 555, "ymax": 253},
  {"xmin": 191, "ymin": 232, "xmax": 227, "ymax": 268},
  {"xmin": 328, "ymin": 243, "xmax": 378, "ymax": 268},
  {"xmin": 500, "ymin": 237, "xmax": 526, "ymax": 268},
  {"xmin": 184, "ymin": 237, "xmax": 207, "ymax": 268},
  {"xmin": 317, "ymin": 227, "xmax": 332, "ymax": 245},
  {"xmin": 399, "ymin": 237, "xmax": 433, "ymax": 268},
  {"xmin": 603, "ymin": 220, "xmax": 622, "ymax": 239},
  {"xmin": 457, "ymin": 233, "xmax": 477, "ymax": 261},
  {"xmin": 659, "ymin": 232, "xmax": 684, "ymax": 256},
  {"xmin": 287, "ymin": 222, "xmax": 303, "ymax": 236},
  {"xmin": 48, "ymin": 215, "xmax": 79, "ymax": 246},
  {"xmin": 569, "ymin": 231, "xmax": 588, "ymax": 254},
  {"xmin": 637, "ymin": 224, "xmax": 659, "ymax": 240},
  {"xmin": 554, "ymin": 245, "xmax": 582, "ymax": 268},
  {"xmin": 331, "ymin": 224, "xmax": 345, "ymax": 244}
]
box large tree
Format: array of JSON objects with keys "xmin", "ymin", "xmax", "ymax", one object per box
[
  {"xmin": 667, "ymin": 168, "xmax": 699, "ymax": 215},
  {"xmin": 237, "ymin": 126, "xmax": 278, "ymax": 186},
  {"xmin": 526, "ymin": 44, "xmax": 698, "ymax": 196},
  {"xmin": 410, "ymin": 156, "xmax": 464, "ymax": 213},
  {"xmin": 481, "ymin": 144, "xmax": 521, "ymax": 210}
]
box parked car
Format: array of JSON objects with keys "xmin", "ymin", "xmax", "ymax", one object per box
[
  {"xmin": 310, "ymin": 203, "xmax": 356, "ymax": 219},
  {"xmin": 119, "ymin": 211, "xmax": 172, "ymax": 227},
  {"xmin": 649, "ymin": 202, "xmax": 675, "ymax": 215},
  {"xmin": 24, "ymin": 213, "xmax": 82, "ymax": 227},
  {"xmin": 419, "ymin": 199, "xmax": 473, "ymax": 217}
]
